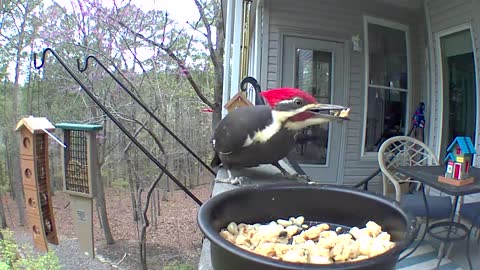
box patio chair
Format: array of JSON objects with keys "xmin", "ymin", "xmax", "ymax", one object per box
[
  {"xmin": 378, "ymin": 136, "xmax": 452, "ymax": 219},
  {"xmin": 460, "ymin": 202, "xmax": 480, "ymax": 241}
]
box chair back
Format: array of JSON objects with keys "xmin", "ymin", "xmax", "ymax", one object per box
[{"xmin": 378, "ymin": 136, "xmax": 439, "ymax": 201}]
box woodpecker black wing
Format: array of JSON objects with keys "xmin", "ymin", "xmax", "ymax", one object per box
[
  {"xmin": 212, "ymin": 105, "xmax": 274, "ymax": 154},
  {"xmin": 210, "ymin": 152, "xmax": 222, "ymax": 168}
]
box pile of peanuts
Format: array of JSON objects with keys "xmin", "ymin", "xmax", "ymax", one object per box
[{"xmin": 219, "ymin": 216, "xmax": 395, "ymax": 264}]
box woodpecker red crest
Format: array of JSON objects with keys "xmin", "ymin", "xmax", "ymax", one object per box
[{"xmin": 261, "ymin": 88, "xmax": 317, "ymax": 107}]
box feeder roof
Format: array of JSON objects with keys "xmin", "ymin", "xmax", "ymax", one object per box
[
  {"xmin": 446, "ymin": 136, "xmax": 476, "ymax": 154},
  {"xmin": 15, "ymin": 116, "xmax": 55, "ymax": 133},
  {"xmin": 55, "ymin": 123, "xmax": 103, "ymax": 131},
  {"xmin": 223, "ymin": 92, "xmax": 253, "ymax": 109}
]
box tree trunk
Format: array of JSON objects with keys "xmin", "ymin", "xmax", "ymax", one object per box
[
  {"xmin": 93, "ymin": 157, "xmax": 114, "ymax": 244},
  {"xmin": 136, "ymin": 187, "xmax": 146, "ymax": 270},
  {"xmin": 212, "ymin": 0, "xmax": 225, "ymax": 129},
  {"xmin": 0, "ymin": 159, "xmax": 7, "ymax": 228},
  {"xmin": 10, "ymin": 4, "xmax": 29, "ymax": 226},
  {"xmin": 0, "ymin": 195, "xmax": 7, "ymax": 229},
  {"xmin": 10, "ymin": 93, "xmax": 26, "ymax": 227},
  {"xmin": 4, "ymin": 136, "xmax": 15, "ymax": 200},
  {"xmin": 87, "ymin": 94, "xmax": 114, "ymax": 244},
  {"xmin": 156, "ymin": 189, "xmax": 161, "ymax": 216},
  {"xmin": 124, "ymin": 151, "xmax": 138, "ymax": 221},
  {"xmin": 138, "ymin": 174, "xmax": 163, "ymax": 270}
]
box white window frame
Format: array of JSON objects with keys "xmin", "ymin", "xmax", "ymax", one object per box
[
  {"xmin": 361, "ymin": 15, "xmax": 411, "ymax": 158},
  {"xmin": 434, "ymin": 23, "xmax": 479, "ymax": 161}
]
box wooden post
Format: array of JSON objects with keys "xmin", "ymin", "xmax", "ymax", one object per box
[{"xmin": 16, "ymin": 117, "xmax": 59, "ymax": 252}]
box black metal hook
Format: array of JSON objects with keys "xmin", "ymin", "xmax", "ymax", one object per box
[
  {"xmin": 75, "ymin": 54, "xmax": 216, "ymax": 176},
  {"xmin": 33, "ymin": 48, "xmax": 56, "ymax": 69},
  {"xmin": 240, "ymin": 76, "xmax": 264, "ymax": 105},
  {"xmin": 240, "ymin": 76, "xmax": 259, "ymax": 92},
  {"xmin": 76, "ymin": 55, "xmax": 99, "ymax": 73},
  {"xmin": 76, "ymin": 57, "xmax": 89, "ymax": 72},
  {"xmin": 76, "ymin": 55, "xmax": 102, "ymax": 73}
]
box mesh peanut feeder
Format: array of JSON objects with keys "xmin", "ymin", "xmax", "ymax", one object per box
[{"xmin": 57, "ymin": 123, "xmax": 102, "ymax": 258}]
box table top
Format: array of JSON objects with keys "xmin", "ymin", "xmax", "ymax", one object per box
[{"xmin": 397, "ymin": 165, "xmax": 480, "ymax": 196}]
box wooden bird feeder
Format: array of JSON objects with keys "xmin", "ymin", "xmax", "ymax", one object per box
[
  {"xmin": 15, "ymin": 116, "xmax": 59, "ymax": 252},
  {"xmin": 56, "ymin": 123, "xmax": 102, "ymax": 259},
  {"xmin": 224, "ymin": 92, "xmax": 253, "ymax": 112}
]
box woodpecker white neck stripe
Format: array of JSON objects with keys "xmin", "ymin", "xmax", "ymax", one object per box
[{"xmin": 242, "ymin": 109, "xmax": 303, "ymax": 147}]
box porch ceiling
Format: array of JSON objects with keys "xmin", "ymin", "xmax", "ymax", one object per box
[
  {"xmin": 380, "ymin": 0, "xmax": 423, "ymax": 11},
  {"xmin": 220, "ymin": 0, "xmax": 423, "ymax": 16}
]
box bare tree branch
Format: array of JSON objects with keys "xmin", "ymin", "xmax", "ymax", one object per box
[
  {"xmin": 115, "ymin": 112, "xmax": 165, "ymax": 154},
  {"xmin": 117, "ymin": 21, "xmax": 215, "ymax": 109},
  {"xmin": 138, "ymin": 172, "xmax": 164, "ymax": 270},
  {"xmin": 193, "ymin": 0, "xmax": 218, "ymax": 66},
  {"xmin": 143, "ymin": 173, "xmax": 163, "ymax": 227},
  {"xmin": 183, "ymin": 19, "xmax": 201, "ymax": 63}
]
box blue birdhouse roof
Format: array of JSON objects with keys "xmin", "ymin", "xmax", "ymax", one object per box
[
  {"xmin": 444, "ymin": 152, "xmax": 455, "ymax": 162},
  {"xmin": 446, "ymin": 136, "xmax": 476, "ymax": 154}
]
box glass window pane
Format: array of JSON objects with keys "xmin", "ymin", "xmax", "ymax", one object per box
[
  {"xmin": 291, "ymin": 49, "xmax": 332, "ymax": 164},
  {"xmin": 368, "ymin": 23, "xmax": 408, "ymax": 89},
  {"xmin": 296, "ymin": 50, "xmax": 332, "ymax": 103},
  {"xmin": 364, "ymin": 87, "xmax": 407, "ymax": 152},
  {"xmin": 439, "ymin": 29, "xmax": 476, "ymax": 159}
]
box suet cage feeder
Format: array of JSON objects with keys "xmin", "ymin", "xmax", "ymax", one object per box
[{"xmin": 56, "ymin": 123, "xmax": 103, "ymax": 258}]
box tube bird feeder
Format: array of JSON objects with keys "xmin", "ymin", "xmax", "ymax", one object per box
[{"xmin": 16, "ymin": 116, "xmax": 59, "ymax": 252}]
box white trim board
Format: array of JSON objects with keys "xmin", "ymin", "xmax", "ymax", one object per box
[{"xmin": 424, "ymin": 0, "xmax": 435, "ymax": 150}]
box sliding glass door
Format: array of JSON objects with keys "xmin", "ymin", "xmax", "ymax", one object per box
[{"xmin": 439, "ymin": 28, "xmax": 477, "ymax": 159}]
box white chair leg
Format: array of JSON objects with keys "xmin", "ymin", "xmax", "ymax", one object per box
[
  {"xmin": 476, "ymin": 227, "xmax": 480, "ymax": 244},
  {"xmin": 445, "ymin": 242, "xmax": 454, "ymax": 258},
  {"xmin": 437, "ymin": 242, "xmax": 445, "ymax": 259},
  {"xmin": 382, "ymin": 175, "xmax": 388, "ymax": 197}
]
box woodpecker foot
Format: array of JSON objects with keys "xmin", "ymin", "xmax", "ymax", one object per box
[
  {"xmin": 215, "ymin": 176, "xmax": 246, "ymax": 185},
  {"xmin": 276, "ymin": 172, "xmax": 311, "ymax": 183},
  {"xmin": 271, "ymin": 162, "xmax": 312, "ymax": 183},
  {"xmin": 215, "ymin": 169, "xmax": 247, "ymax": 185}
]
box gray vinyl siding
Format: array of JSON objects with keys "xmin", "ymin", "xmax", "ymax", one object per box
[
  {"xmin": 425, "ymin": 0, "xmax": 480, "ymax": 165},
  {"xmin": 262, "ymin": 0, "xmax": 426, "ymax": 185}
]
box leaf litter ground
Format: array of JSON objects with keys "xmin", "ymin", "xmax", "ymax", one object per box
[{"xmin": 3, "ymin": 184, "xmax": 211, "ymax": 269}]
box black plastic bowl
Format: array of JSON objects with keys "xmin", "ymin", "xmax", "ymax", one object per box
[{"xmin": 197, "ymin": 184, "xmax": 417, "ymax": 270}]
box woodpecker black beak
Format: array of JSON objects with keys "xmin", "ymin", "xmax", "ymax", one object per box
[{"xmin": 308, "ymin": 103, "xmax": 350, "ymax": 120}]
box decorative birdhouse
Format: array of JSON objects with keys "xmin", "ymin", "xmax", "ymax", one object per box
[
  {"xmin": 439, "ymin": 136, "xmax": 476, "ymax": 186},
  {"xmin": 224, "ymin": 92, "xmax": 253, "ymax": 112},
  {"xmin": 56, "ymin": 123, "xmax": 103, "ymax": 259},
  {"xmin": 15, "ymin": 116, "xmax": 58, "ymax": 252}
]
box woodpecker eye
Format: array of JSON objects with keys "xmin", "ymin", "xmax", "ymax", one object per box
[{"xmin": 294, "ymin": 98, "xmax": 303, "ymax": 106}]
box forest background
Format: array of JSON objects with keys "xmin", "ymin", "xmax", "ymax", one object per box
[{"xmin": 0, "ymin": 0, "xmax": 224, "ymax": 268}]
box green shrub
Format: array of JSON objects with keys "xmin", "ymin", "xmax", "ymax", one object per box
[
  {"xmin": 162, "ymin": 260, "xmax": 194, "ymax": 270},
  {"xmin": 0, "ymin": 229, "xmax": 61, "ymax": 270}
]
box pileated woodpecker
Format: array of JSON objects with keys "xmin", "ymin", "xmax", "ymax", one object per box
[{"xmin": 211, "ymin": 87, "xmax": 350, "ymax": 184}]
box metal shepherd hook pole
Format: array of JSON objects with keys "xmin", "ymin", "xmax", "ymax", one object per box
[
  {"xmin": 33, "ymin": 48, "xmax": 203, "ymax": 206},
  {"xmin": 76, "ymin": 55, "xmax": 215, "ymax": 176}
]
